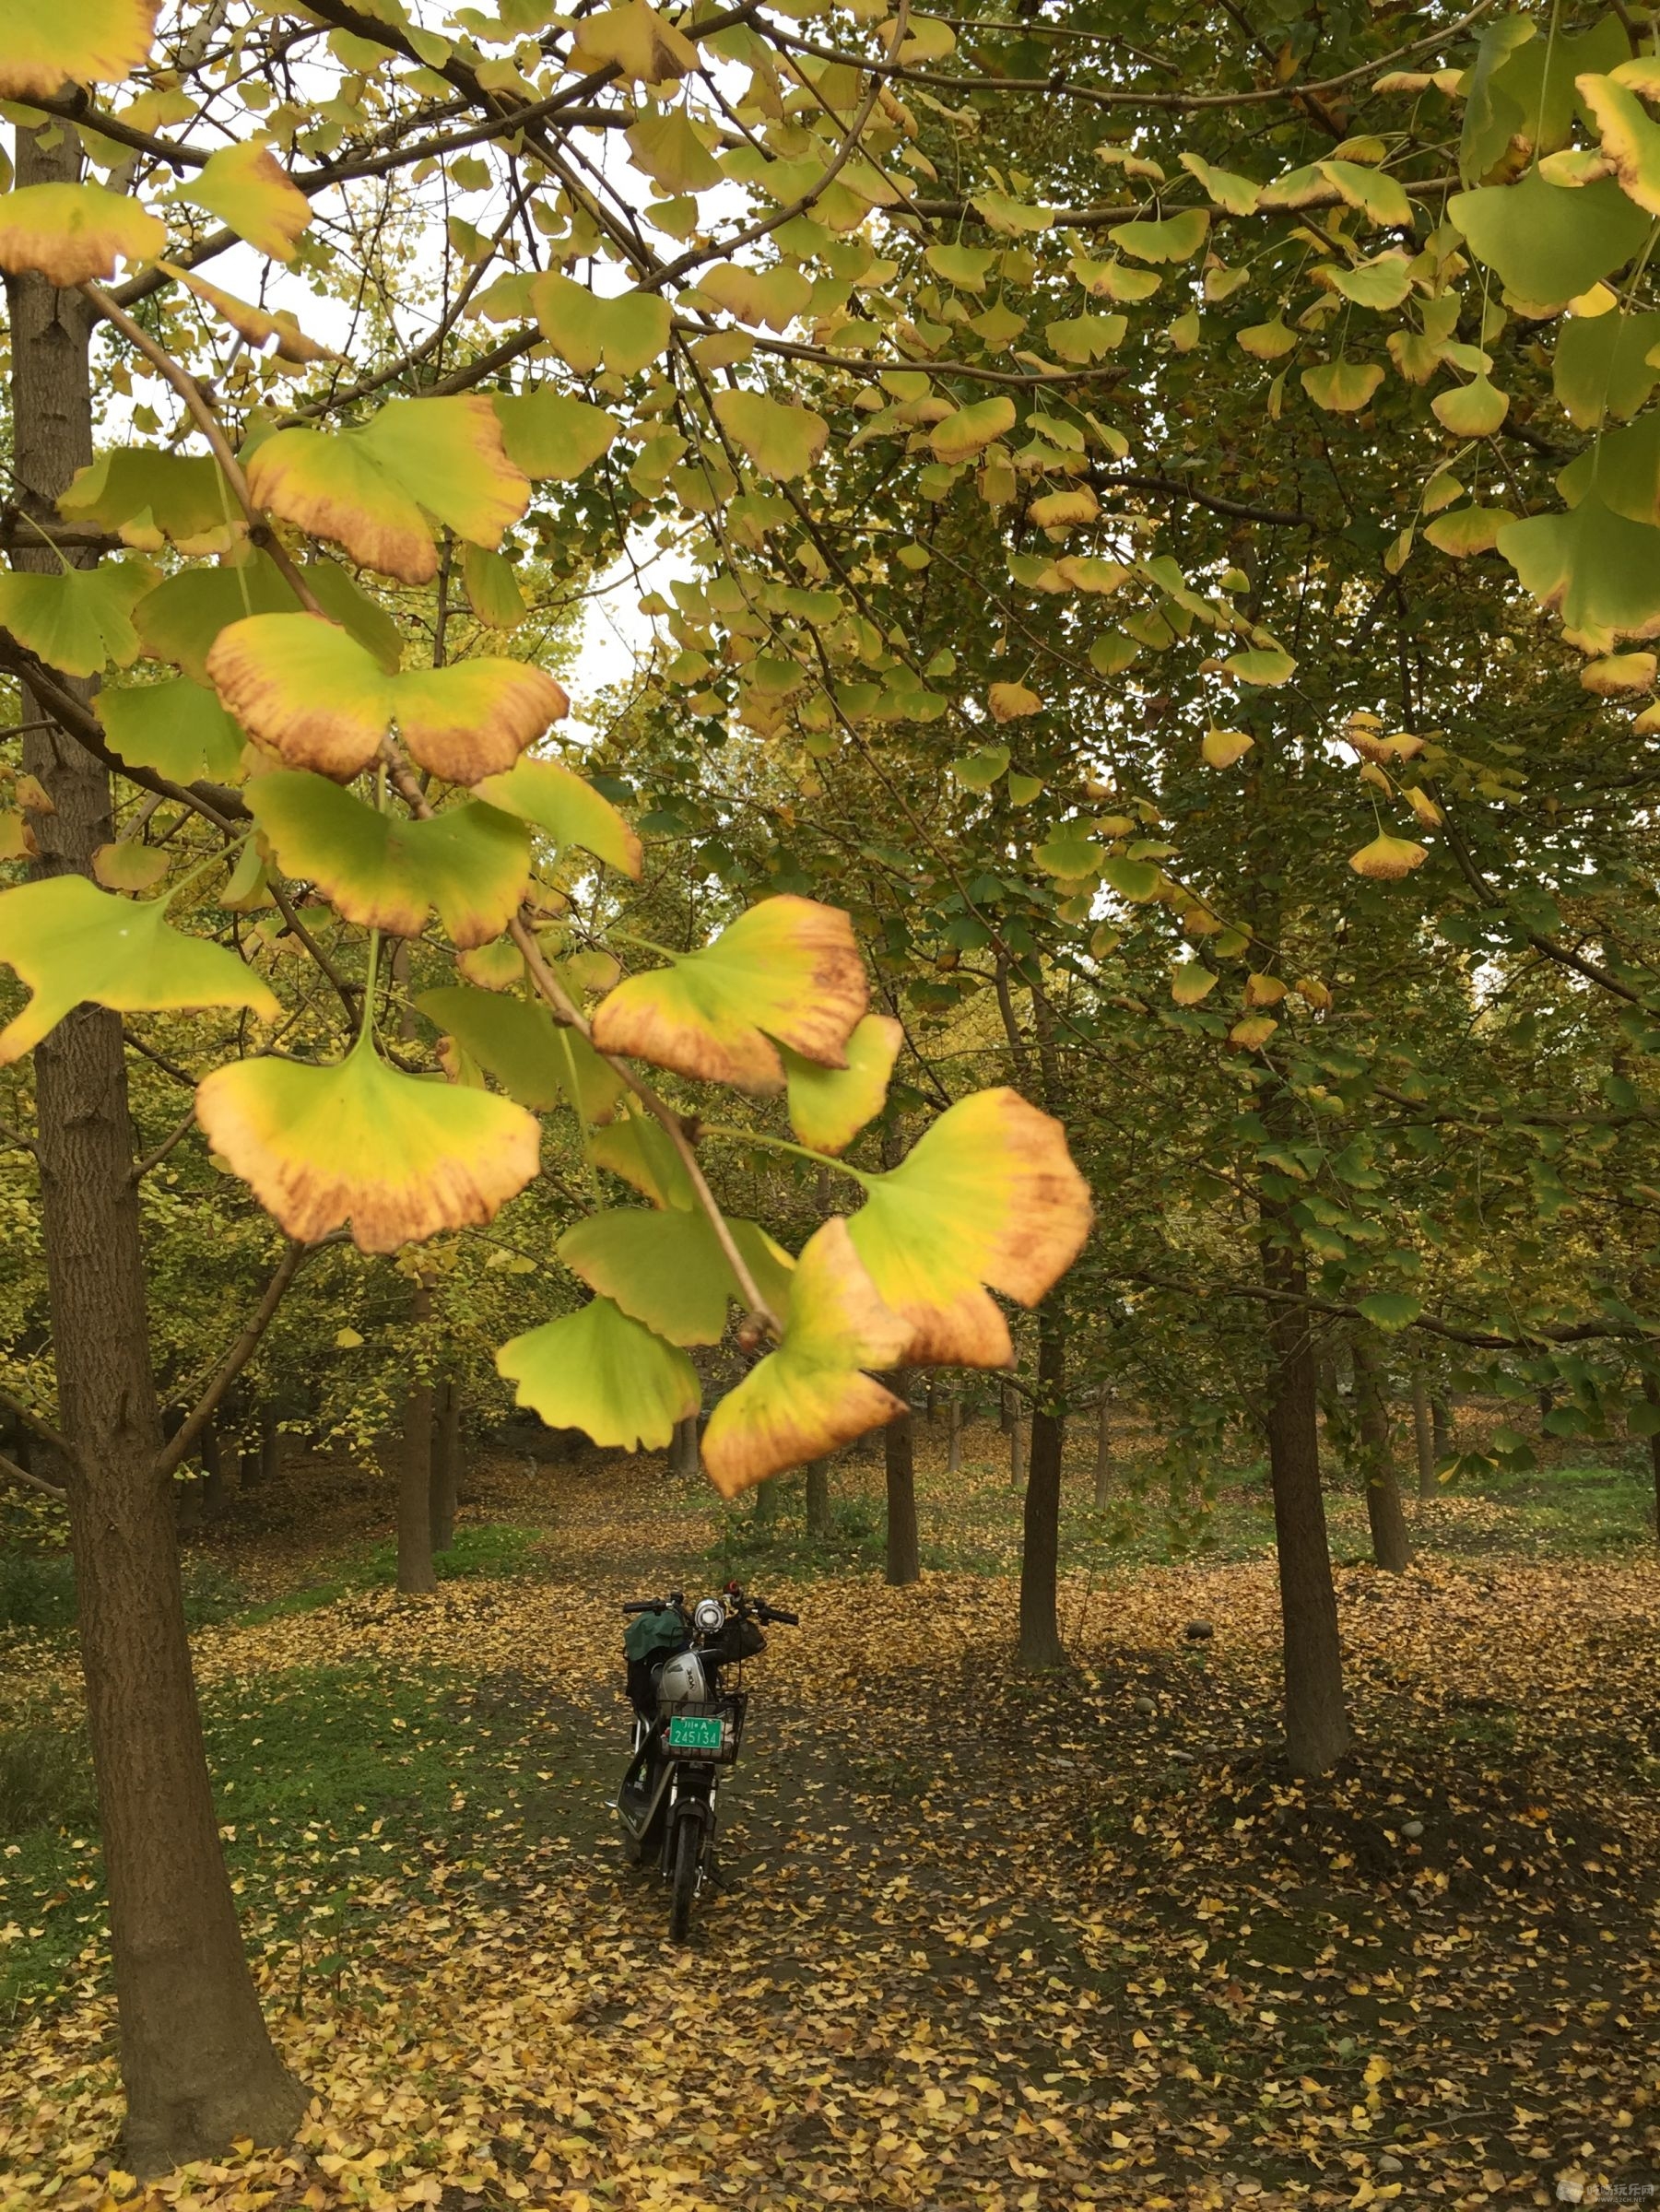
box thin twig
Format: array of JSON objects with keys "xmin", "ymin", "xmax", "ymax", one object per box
[
  {"xmin": 159, "ymin": 1237, "xmax": 336, "ymax": 1477},
  {"xmin": 130, "ymin": 1109, "xmax": 197, "ymax": 1184},
  {"xmin": 0, "ymin": 1382, "xmax": 74, "ymax": 1462},
  {"xmin": 0, "ymin": 1450, "xmax": 65, "ymax": 1502}
]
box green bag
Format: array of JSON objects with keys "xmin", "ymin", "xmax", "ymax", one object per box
[{"xmin": 624, "ymin": 1606, "xmax": 686, "ymax": 1663}]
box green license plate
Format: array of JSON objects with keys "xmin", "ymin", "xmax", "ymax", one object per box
[{"xmin": 669, "ymin": 1714, "xmax": 723, "ymax": 1751}]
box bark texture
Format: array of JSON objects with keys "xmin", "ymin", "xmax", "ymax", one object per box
[
  {"xmin": 395, "ymin": 1378, "xmax": 437, "ymax": 1594},
  {"xmin": 1260, "ymin": 1218, "xmax": 1349, "ymax": 1774},
  {"xmin": 1353, "ymin": 1332, "xmax": 1411, "ymax": 1572},
  {"xmin": 430, "ymin": 1378, "xmax": 460, "ymax": 1554},
  {"xmin": 1018, "ymin": 1314, "xmax": 1066, "ymax": 1670},
  {"xmin": 884, "ymin": 1371, "xmax": 920, "ymax": 1587},
  {"xmin": 1410, "ymin": 1371, "xmax": 1435, "ymax": 1500},
  {"xmin": 8, "ymin": 121, "xmax": 304, "ymax": 2172},
  {"xmin": 804, "ymin": 1455, "xmax": 832, "ymax": 1540}
]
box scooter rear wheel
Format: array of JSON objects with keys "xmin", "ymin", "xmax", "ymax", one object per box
[{"xmin": 667, "ymin": 1810, "xmax": 700, "ymax": 1943}]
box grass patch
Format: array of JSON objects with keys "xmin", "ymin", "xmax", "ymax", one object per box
[
  {"xmin": 236, "ymin": 1521, "xmax": 547, "ymax": 1625},
  {"xmin": 0, "ymin": 1550, "xmax": 250, "ymax": 1636}
]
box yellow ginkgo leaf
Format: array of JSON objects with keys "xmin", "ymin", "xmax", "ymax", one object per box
[
  {"xmin": 1203, "ymin": 727, "xmax": 1254, "ymax": 769},
  {"xmin": 845, "ymin": 1088, "xmax": 1092, "ymax": 1366},
  {"xmin": 1028, "ymin": 488, "xmax": 1099, "ymax": 529},
  {"xmin": 1228, "ymin": 1014, "xmax": 1279, "ymax": 1051},
  {"xmin": 567, "ymin": 0, "xmax": 699, "ymax": 83},
  {"xmin": 1348, "ymin": 831, "xmax": 1428, "ymax": 879},
  {"xmin": 591, "ymin": 895, "xmax": 867, "ymax": 1093},
  {"xmin": 246, "ymin": 396, "xmax": 528, "ymax": 585},
  {"xmin": 528, "ymin": 273, "xmax": 672, "ymax": 375},
  {"xmin": 1171, "ymin": 962, "xmax": 1218, "ymax": 1006},
  {"xmin": 0, "ymin": 182, "xmax": 165, "ymax": 287},
  {"xmin": 205, "ymin": 613, "xmax": 567, "ymax": 782},
  {"xmin": 496, "ymin": 1296, "xmax": 699, "ymax": 1452},
  {"xmin": 783, "ymin": 1013, "xmax": 903, "ymax": 1155},
  {"xmin": 0, "ymin": 0, "xmax": 158, "ymax": 96},
  {"xmin": 91, "ymin": 841, "xmax": 171, "ymax": 891},
  {"xmin": 472, "ymin": 757, "xmax": 642, "ymax": 877},
  {"xmin": 194, "ymin": 1032, "xmax": 540, "ymax": 1253},
  {"xmin": 162, "ymin": 263, "xmax": 337, "ymax": 365},
  {"xmin": 987, "ymin": 681, "xmax": 1044, "ymax": 722},
  {"xmin": 1243, "ymin": 972, "xmax": 1289, "ymax": 1007},
  {"xmin": 712, "ymin": 390, "xmax": 830, "ymax": 479},
  {"xmin": 176, "ymin": 141, "xmax": 310, "ymax": 261},
  {"xmin": 0, "ymin": 874, "xmax": 278, "ymax": 1065},
  {"xmin": 700, "ymin": 1219, "xmax": 910, "ymax": 1497},
  {"xmin": 928, "ymin": 395, "xmax": 1017, "ymax": 465}
]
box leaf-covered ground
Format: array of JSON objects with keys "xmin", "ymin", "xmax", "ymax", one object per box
[{"xmin": 2, "ymin": 1437, "xmax": 1658, "ymax": 2210}]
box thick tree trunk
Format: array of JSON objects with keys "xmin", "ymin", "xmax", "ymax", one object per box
[
  {"xmin": 805, "ymin": 1455, "xmax": 832, "ymax": 1539},
  {"xmin": 1261, "ymin": 1223, "xmax": 1349, "ymax": 1774},
  {"xmin": 8, "ymin": 120, "xmax": 303, "ymax": 2171},
  {"xmin": 201, "ymin": 1420, "xmax": 227, "ymax": 1514},
  {"xmin": 1644, "ymin": 1376, "xmax": 1660, "ymax": 1551},
  {"xmin": 1352, "ymin": 1331, "xmax": 1411, "ymax": 1572},
  {"xmin": 946, "ymin": 1394, "xmax": 961, "ymax": 1477},
  {"xmin": 1092, "ymin": 1394, "xmax": 1112, "ymax": 1510},
  {"xmin": 1018, "ymin": 1313, "xmax": 1066, "ymax": 1669},
  {"xmin": 1431, "ymin": 1394, "xmax": 1453, "ymax": 1462},
  {"xmin": 884, "ymin": 1370, "xmax": 919, "ymax": 1587},
  {"xmin": 258, "ymin": 1408, "xmax": 282, "ymax": 1488},
  {"xmin": 430, "ymin": 1378, "xmax": 460, "ymax": 1553},
  {"xmin": 1410, "ymin": 1371, "xmax": 1435, "ymax": 1500},
  {"xmin": 396, "ymin": 1374, "xmax": 437, "ymax": 1594},
  {"xmin": 668, "ymin": 1412, "xmax": 699, "ymax": 1480},
  {"xmin": 1009, "ymin": 1408, "xmax": 1026, "ymax": 1488},
  {"xmin": 753, "ymin": 1473, "xmax": 778, "ymax": 1525},
  {"xmin": 175, "ymin": 1468, "xmax": 204, "ymax": 1537}
]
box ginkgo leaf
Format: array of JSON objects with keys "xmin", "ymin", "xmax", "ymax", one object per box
[
  {"xmin": 1228, "ymin": 1014, "xmax": 1279, "ymax": 1050},
  {"xmin": 1580, "ymin": 650, "xmax": 1656, "ymax": 694},
  {"xmin": 567, "ymin": 1, "xmax": 699, "ymax": 84},
  {"xmin": 1226, "ymin": 646, "xmax": 1298, "ymax": 686},
  {"xmin": 59, "ymin": 449, "xmax": 239, "ymax": 552},
  {"xmin": 194, "ymin": 1032, "xmax": 540, "ymax": 1253},
  {"xmin": 591, "ymin": 1108, "xmax": 697, "ymax": 1208},
  {"xmin": 1237, "ymin": 321, "xmax": 1298, "ymax": 361},
  {"xmin": 496, "ymin": 1297, "xmax": 699, "ymax": 1453},
  {"xmin": 133, "ymin": 551, "xmax": 401, "ymax": 685},
  {"xmin": 528, "ymin": 273, "xmax": 672, "ymax": 375},
  {"xmin": 0, "ymin": 557, "xmax": 156, "ymax": 678},
  {"xmin": 1301, "ymin": 360, "xmax": 1384, "ymax": 413},
  {"xmin": 1171, "ymin": 962, "xmax": 1219, "ymax": 1006},
  {"xmin": 0, "ymin": 182, "xmax": 164, "ymax": 286},
  {"xmin": 0, "ymin": 874, "xmax": 278, "ymax": 1064},
  {"xmin": 205, "ymin": 613, "xmax": 567, "ymax": 782},
  {"xmin": 92, "ymin": 841, "xmax": 171, "ymax": 891},
  {"xmin": 1552, "ymin": 308, "xmax": 1660, "ymax": 427},
  {"xmin": 417, "ymin": 985, "xmax": 625, "ymax": 1121},
  {"xmin": 925, "ymin": 241, "xmax": 997, "ymax": 291},
  {"xmin": 0, "ymin": 0, "xmax": 158, "ymax": 97},
  {"xmin": 712, "ymin": 390, "xmax": 830, "ymax": 480},
  {"xmin": 928, "ymin": 396, "xmax": 1017, "ymax": 465},
  {"xmin": 1203, "ymin": 727, "xmax": 1254, "ymax": 769},
  {"xmin": 700, "ymin": 1219, "xmax": 909, "ymax": 1497},
  {"xmin": 949, "ymin": 743, "xmax": 1010, "ymax": 790},
  {"xmin": 987, "ymin": 680, "xmax": 1043, "ymax": 722},
  {"xmin": 247, "ymin": 773, "xmax": 530, "ymax": 947},
  {"xmin": 246, "ymin": 396, "xmax": 529, "ymax": 585},
  {"xmin": 558, "ymin": 1207, "xmax": 794, "ymax": 1346},
  {"xmin": 844, "ymin": 1088, "xmax": 1092, "ymax": 1366},
  {"xmin": 1423, "ymin": 504, "xmax": 1515, "ymax": 556},
  {"xmin": 177, "ymin": 141, "xmax": 310, "ymax": 261},
  {"xmin": 1432, "ymin": 376, "xmax": 1509, "ymax": 436},
  {"xmin": 1450, "ymin": 171, "xmax": 1649, "ymax": 307},
  {"xmin": 491, "ymin": 391, "xmax": 619, "ymax": 480},
  {"xmin": 1578, "ymin": 74, "xmax": 1660, "ymax": 219},
  {"xmin": 471, "ymin": 758, "xmax": 642, "ymax": 877},
  {"xmin": 462, "ymin": 546, "xmax": 526, "ymax": 629},
  {"xmin": 97, "ymin": 677, "xmax": 244, "ymax": 784},
  {"xmin": 783, "ymin": 1013, "xmax": 902, "ymax": 1155},
  {"xmin": 1108, "ymin": 208, "xmax": 1208, "ymax": 264},
  {"xmin": 1028, "ymin": 488, "xmax": 1099, "ymax": 528},
  {"xmin": 164, "ymin": 263, "xmax": 337, "ymax": 365},
  {"xmin": 1349, "ymin": 831, "xmax": 1429, "ymax": 879},
  {"xmin": 1498, "ymin": 493, "xmax": 1660, "ymax": 639},
  {"xmin": 591, "ymin": 896, "xmax": 866, "ymax": 1092},
  {"xmin": 626, "ymin": 104, "xmax": 723, "ymax": 193}
]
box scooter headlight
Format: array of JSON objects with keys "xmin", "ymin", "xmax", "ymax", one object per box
[{"xmin": 692, "ymin": 1597, "xmax": 725, "ymax": 1635}]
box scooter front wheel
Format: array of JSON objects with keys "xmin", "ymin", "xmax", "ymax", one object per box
[{"xmin": 667, "ymin": 1810, "xmax": 700, "ymax": 1943}]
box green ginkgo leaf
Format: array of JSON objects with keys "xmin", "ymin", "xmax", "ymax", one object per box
[
  {"xmin": 528, "ymin": 273, "xmax": 672, "ymax": 375},
  {"xmin": 471, "ymin": 758, "xmax": 642, "ymax": 877},
  {"xmin": 0, "ymin": 556, "xmax": 156, "ymax": 678},
  {"xmin": 194, "ymin": 1030, "xmax": 541, "ymax": 1253},
  {"xmin": 1237, "ymin": 321, "xmax": 1298, "ymax": 361},
  {"xmin": 625, "ymin": 104, "xmax": 723, "ymax": 194},
  {"xmin": 712, "ymin": 390, "xmax": 830, "ymax": 479},
  {"xmin": 206, "ymin": 612, "xmax": 568, "ymax": 782},
  {"xmin": 1553, "ymin": 308, "xmax": 1660, "ymax": 428},
  {"xmin": 246, "ymin": 395, "xmax": 529, "ymax": 585},
  {"xmin": 591, "ymin": 1108, "xmax": 697, "ymax": 1209},
  {"xmin": 176, "ymin": 139, "xmax": 310, "ymax": 260},
  {"xmin": 416, "ymin": 984, "xmax": 626, "ymax": 1120},
  {"xmin": 924, "ymin": 242, "xmax": 998, "ymax": 291},
  {"xmin": 59, "ymin": 450, "xmax": 238, "ymax": 551},
  {"xmin": 1357, "ymin": 1291, "xmax": 1423, "ymax": 1331},
  {"xmin": 1324, "ymin": 253, "xmax": 1413, "ymax": 311},
  {"xmin": 928, "ymin": 396, "xmax": 1017, "ymax": 465},
  {"xmin": 845, "ymin": 1088, "xmax": 1092, "ymax": 1367},
  {"xmin": 97, "ymin": 676, "xmax": 244, "ymax": 783},
  {"xmin": 1101, "ymin": 855, "xmax": 1160, "ymax": 900},
  {"xmin": 462, "ymin": 545, "xmax": 526, "ymax": 630},
  {"xmin": 1226, "ymin": 645, "xmax": 1298, "ymax": 685},
  {"xmin": 1431, "ymin": 375, "xmax": 1509, "ymax": 437},
  {"xmin": 783, "ymin": 1013, "xmax": 903, "ymax": 1155},
  {"xmin": 132, "ymin": 551, "xmax": 401, "ymax": 686},
  {"xmin": 558, "ymin": 1206, "xmax": 794, "ymax": 1346},
  {"xmin": 247, "ymin": 773, "xmax": 530, "ymax": 948},
  {"xmin": 0, "ymin": 873, "xmax": 278, "ymax": 1064},
  {"xmin": 1301, "ymin": 360, "xmax": 1384, "ymax": 414},
  {"xmin": 1449, "ymin": 171, "xmax": 1650, "ymax": 307},
  {"xmin": 1498, "ymin": 491, "xmax": 1660, "ymax": 638},
  {"xmin": 1107, "ymin": 208, "xmax": 1208, "ymax": 265},
  {"xmin": 0, "ymin": 0, "xmax": 158, "ymax": 99},
  {"xmin": 496, "ymin": 1296, "xmax": 699, "ymax": 1452},
  {"xmin": 490, "ymin": 391, "xmax": 620, "ymax": 481},
  {"xmin": 1558, "ymin": 411, "xmax": 1660, "ymax": 526},
  {"xmin": 592, "ymin": 895, "xmax": 867, "ymax": 1092},
  {"xmin": 1319, "ymin": 159, "xmax": 1410, "ymax": 227},
  {"xmin": 700, "ymin": 1218, "xmax": 909, "ymax": 1497}
]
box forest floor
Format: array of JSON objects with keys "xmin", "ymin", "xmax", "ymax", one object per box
[{"xmin": 0, "ymin": 1430, "xmax": 1657, "ymax": 2211}]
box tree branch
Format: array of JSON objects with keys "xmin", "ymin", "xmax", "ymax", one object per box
[
  {"xmin": 0, "ymin": 1449, "xmax": 65, "ymax": 1502},
  {"xmin": 158, "ymin": 1237, "xmax": 337, "ymax": 1478}
]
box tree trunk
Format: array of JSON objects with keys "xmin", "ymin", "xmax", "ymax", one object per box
[
  {"xmin": 1092, "ymin": 1394, "xmax": 1112, "ymax": 1510},
  {"xmin": 1644, "ymin": 1375, "xmax": 1660, "ymax": 1551},
  {"xmin": 175, "ymin": 1468, "xmax": 203, "ymax": 1537},
  {"xmin": 7, "ymin": 119, "xmax": 304, "ymax": 2171},
  {"xmin": 753, "ymin": 1473, "xmax": 778, "ymax": 1525},
  {"xmin": 669, "ymin": 1412, "xmax": 699, "ymax": 1480},
  {"xmin": 430, "ymin": 1378, "xmax": 460, "ymax": 1554},
  {"xmin": 201, "ymin": 1420, "xmax": 226, "ymax": 1514},
  {"xmin": 805, "ymin": 1455, "xmax": 832, "ymax": 1539},
  {"xmin": 1352, "ymin": 1331, "xmax": 1411, "ymax": 1572},
  {"xmin": 1410, "ymin": 1371, "xmax": 1435, "ymax": 1500},
  {"xmin": 884, "ymin": 1370, "xmax": 920, "ymax": 1587},
  {"xmin": 258, "ymin": 1408, "xmax": 281, "ymax": 1487},
  {"xmin": 1018, "ymin": 1313, "xmax": 1066, "ymax": 1669},
  {"xmin": 1261, "ymin": 1218, "xmax": 1349, "ymax": 1775},
  {"xmin": 1431, "ymin": 1394, "xmax": 1452, "ymax": 1462},
  {"xmin": 999, "ymin": 1381, "xmax": 1015, "ymax": 1434},
  {"xmin": 946, "ymin": 1395, "xmax": 961, "ymax": 1477},
  {"xmin": 1009, "ymin": 1408, "xmax": 1026, "ymax": 1488}
]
